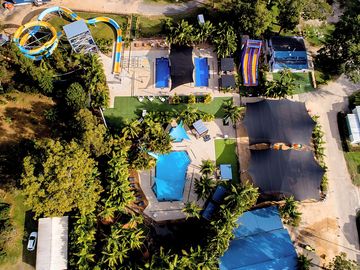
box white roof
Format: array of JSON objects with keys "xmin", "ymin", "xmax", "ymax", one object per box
[{"xmin": 36, "ymin": 216, "xmax": 68, "ymax": 270}]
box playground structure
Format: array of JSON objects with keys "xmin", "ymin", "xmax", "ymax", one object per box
[
  {"xmin": 13, "ymin": 6, "xmax": 123, "ymax": 73},
  {"xmin": 241, "ymin": 39, "xmax": 262, "ymax": 86}
]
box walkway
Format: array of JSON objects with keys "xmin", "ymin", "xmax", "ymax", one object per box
[{"xmin": 293, "ymin": 75, "xmax": 360, "ymax": 262}]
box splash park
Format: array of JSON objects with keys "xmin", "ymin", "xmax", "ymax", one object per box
[{"xmin": 13, "ymin": 6, "xmax": 123, "ymax": 73}]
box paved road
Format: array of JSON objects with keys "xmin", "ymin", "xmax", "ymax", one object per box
[
  {"xmin": 296, "ymin": 75, "xmax": 360, "ymax": 261},
  {"xmin": 137, "ymin": 0, "xmax": 207, "ymax": 15}
]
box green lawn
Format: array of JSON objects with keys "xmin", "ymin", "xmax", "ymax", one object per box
[
  {"xmin": 272, "ymin": 72, "xmax": 314, "ymax": 94},
  {"xmin": 344, "ymin": 152, "xmax": 360, "ymax": 186},
  {"xmin": 214, "ymin": 139, "xmax": 240, "ymax": 183},
  {"xmin": 137, "ymin": 16, "xmax": 166, "ymax": 38},
  {"xmin": 49, "ymin": 12, "xmax": 128, "ymax": 40},
  {"xmin": 303, "ymin": 23, "xmax": 335, "ymax": 47},
  {"xmin": 104, "ymin": 96, "xmax": 232, "ymax": 127}
]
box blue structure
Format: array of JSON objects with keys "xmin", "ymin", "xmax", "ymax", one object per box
[
  {"xmin": 155, "ymin": 58, "xmax": 170, "ymax": 88},
  {"xmin": 153, "ymin": 151, "xmax": 190, "ymax": 201},
  {"xmin": 220, "ymin": 206, "xmax": 297, "ymax": 270},
  {"xmin": 202, "ymin": 202, "xmax": 218, "ymax": 220},
  {"xmin": 169, "ymin": 121, "xmax": 190, "ymax": 142},
  {"xmin": 194, "ymin": 57, "xmax": 209, "ymax": 87},
  {"xmin": 211, "ymin": 185, "xmax": 227, "ymax": 204},
  {"xmin": 269, "ymin": 36, "xmax": 308, "ymax": 72},
  {"xmin": 220, "ymin": 164, "xmax": 232, "ymax": 180}
]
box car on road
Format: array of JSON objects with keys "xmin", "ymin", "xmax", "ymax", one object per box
[{"xmin": 27, "ymin": 232, "xmax": 37, "ymax": 251}]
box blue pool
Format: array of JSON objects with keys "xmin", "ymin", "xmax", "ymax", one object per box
[
  {"xmin": 155, "ymin": 58, "xmax": 170, "ymax": 88},
  {"xmin": 169, "ymin": 121, "xmax": 190, "ymax": 142},
  {"xmin": 194, "ymin": 57, "xmax": 209, "ymax": 87},
  {"xmin": 153, "ymin": 151, "xmax": 190, "ymax": 201}
]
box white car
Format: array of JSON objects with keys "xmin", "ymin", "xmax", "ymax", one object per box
[{"xmin": 27, "ymin": 232, "xmax": 38, "ymax": 251}]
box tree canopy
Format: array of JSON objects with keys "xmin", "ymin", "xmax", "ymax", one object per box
[{"xmin": 21, "ymin": 139, "xmax": 102, "ymax": 217}]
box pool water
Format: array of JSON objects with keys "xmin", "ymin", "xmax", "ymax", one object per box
[
  {"xmin": 153, "ymin": 151, "xmax": 190, "ymax": 201},
  {"xmin": 169, "ymin": 121, "xmax": 190, "ymax": 142}
]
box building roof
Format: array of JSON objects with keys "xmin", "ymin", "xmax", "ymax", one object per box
[
  {"xmin": 270, "ymin": 36, "xmax": 306, "ymax": 52},
  {"xmin": 220, "ymin": 75, "xmax": 236, "ymax": 88},
  {"xmin": 169, "ymin": 45, "xmax": 194, "ymax": 89},
  {"xmin": 243, "ymin": 99, "xmax": 316, "ymax": 145},
  {"xmin": 220, "ymin": 58, "xmax": 235, "ymax": 71},
  {"xmin": 249, "ymin": 149, "xmax": 324, "ymax": 200},
  {"xmin": 63, "ymin": 20, "xmax": 89, "ymax": 39},
  {"xmin": 36, "ymin": 216, "xmax": 68, "ymax": 270},
  {"xmin": 220, "ymin": 206, "xmax": 297, "ymax": 270}
]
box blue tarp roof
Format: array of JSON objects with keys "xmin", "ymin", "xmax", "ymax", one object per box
[
  {"xmin": 155, "ymin": 58, "xmax": 170, "ymax": 88},
  {"xmin": 193, "ymin": 119, "xmax": 208, "ymax": 135},
  {"xmin": 194, "ymin": 57, "xmax": 209, "ymax": 87},
  {"xmin": 220, "ymin": 164, "xmax": 232, "ymax": 180},
  {"xmin": 220, "ymin": 207, "xmax": 297, "ymax": 270},
  {"xmin": 212, "ymin": 185, "xmax": 227, "ymax": 203}
]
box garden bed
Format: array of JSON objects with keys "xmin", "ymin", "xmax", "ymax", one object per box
[{"xmin": 214, "ymin": 139, "xmax": 240, "ymax": 183}]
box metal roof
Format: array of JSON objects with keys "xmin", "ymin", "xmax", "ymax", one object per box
[{"xmin": 36, "ymin": 216, "xmax": 68, "ymax": 270}]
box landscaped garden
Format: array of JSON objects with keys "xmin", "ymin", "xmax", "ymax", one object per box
[
  {"xmin": 272, "ymin": 72, "xmax": 314, "ymax": 94},
  {"xmin": 214, "ymin": 139, "xmax": 240, "ymax": 183},
  {"xmin": 104, "ymin": 96, "xmax": 232, "ymax": 127}
]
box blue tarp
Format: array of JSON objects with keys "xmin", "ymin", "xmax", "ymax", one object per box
[
  {"xmin": 220, "ymin": 164, "xmax": 232, "ymax": 180},
  {"xmin": 212, "ymin": 185, "xmax": 227, "ymax": 203},
  {"xmin": 194, "ymin": 57, "xmax": 209, "ymax": 87},
  {"xmin": 156, "ymin": 58, "xmax": 170, "ymax": 88},
  {"xmin": 220, "ymin": 207, "xmax": 297, "ymax": 270}
]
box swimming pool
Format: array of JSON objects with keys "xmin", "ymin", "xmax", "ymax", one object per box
[
  {"xmin": 155, "ymin": 58, "xmax": 170, "ymax": 88},
  {"xmin": 195, "ymin": 57, "xmax": 209, "ymax": 87},
  {"xmin": 169, "ymin": 121, "xmax": 190, "ymax": 142},
  {"xmin": 153, "ymin": 151, "xmax": 190, "ymax": 201}
]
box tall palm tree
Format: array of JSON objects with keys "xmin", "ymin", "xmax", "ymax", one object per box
[
  {"xmin": 223, "ymin": 100, "xmax": 244, "ymax": 126},
  {"xmin": 195, "ymin": 21, "xmax": 214, "ymax": 44},
  {"xmin": 182, "ymin": 202, "xmax": 202, "ymax": 219},
  {"xmin": 122, "ymin": 120, "xmax": 141, "ymax": 139},
  {"xmin": 194, "ymin": 174, "xmax": 216, "ymax": 200},
  {"xmin": 200, "ymin": 159, "xmax": 215, "ymax": 176},
  {"xmin": 213, "ymin": 22, "xmax": 237, "ymax": 58},
  {"xmin": 279, "ymin": 196, "xmax": 302, "ymax": 226}
]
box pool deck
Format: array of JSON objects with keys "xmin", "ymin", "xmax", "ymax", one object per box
[{"xmin": 139, "ymin": 119, "xmax": 237, "ymax": 222}]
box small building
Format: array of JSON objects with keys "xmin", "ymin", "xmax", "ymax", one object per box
[
  {"xmin": 63, "ymin": 20, "xmax": 98, "ymax": 54},
  {"xmin": 268, "ymin": 36, "xmax": 308, "ymax": 72},
  {"xmin": 346, "ymin": 106, "xmax": 360, "ymax": 144},
  {"xmin": 220, "ymin": 206, "xmax": 297, "ymax": 270},
  {"xmin": 36, "ymin": 216, "xmax": 69, "ymax": 270}
]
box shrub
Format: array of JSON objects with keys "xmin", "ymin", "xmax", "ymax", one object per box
[
  {"xmin": 65, "ymin": 82, "xmax": 88, "ymax": 111},
  {"xmin": 204, "ymin": 93, "xmax": 212, "ymax": 104},
  {"xmin": 188, "ymin": 94, "xmax": 196, "ymax": 104},
  {"xmin": 96, "ymin": 38, "xmax": 113, "ymax": 54},
  {"xmin": 171, "ymin": 93, "xmax": 180, "ymax": 104},
  {"xmin": 348, "ymin": 90, "xmax": 360, "ymax": 110},
  {"xmin": 279, "ymin": 196, "xmax": 302, "ymax": 227}
]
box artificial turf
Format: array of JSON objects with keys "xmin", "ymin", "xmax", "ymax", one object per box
[
  {"xmin": 214, "ymin": 139, "xmax": 240, "ymax": 183},
  {"xmin": 344, "ymin": 152, "xmax": 360, "ymax": 186},
  {"xmin": 103, "ymin": 96, "xmax": 232, "ymax": 128},
  {"xmin": 272, "ymin": 72, "xmax": 314, "ymax": 94}
]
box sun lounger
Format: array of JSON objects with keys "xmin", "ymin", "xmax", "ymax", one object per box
[
  {"xmin": 159, "ymin": 96, "xmax": 166, "ymax": 102},
  {"xmin": 142, "ymin": 110, "xmax": 147, "ymax": 117},
  {"xmin": 137, "ymin": 96, "xmax": 144, "ymax": 102},
  {"xmin": 147, "ymin": 96, "xmax": 155, "ymax": 102}
]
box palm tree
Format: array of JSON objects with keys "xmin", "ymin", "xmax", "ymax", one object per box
[
  {"xmin": 166, "ymin": 20, "xmax": 195, "ymax": 46},
  {"xmin": 122, "ymin": 120, "xmax": 141, "ymax": 139},
  {"xmin": 265, "ymin": 69, "xmax": 295, "ymax": 98},
  {"xmin": 180, "ymin": 106, "xmax": 200, "ymax": 126},
  {"xmin": 195, "ymin": 21, "xmax": 214, "ymax": 44},
  {"xmin": 200, "ymin": 159, "xmax": 215, "ymax": 176},
  {"xmin": 279, "ymin": 196, "xmax": 302, "ymax": 226},
  {"xmin": 182, "ymin": 202, "xmax": 202, "ymax": 219},
  {"xmin": 213, "ymin": 22, "xmax": 237, "ymax": 58},
  {"xmin": 194, "ymin": 174, "xmax": 216, "ymax": 200},
  {"xmin": 223, "ymin": 100, "xmax": 244, "ymax": 126}
]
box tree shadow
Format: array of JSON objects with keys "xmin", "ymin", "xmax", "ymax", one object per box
[{"xmin": 21, "ymin": 210, "xmax": 37, "ymax": 267}]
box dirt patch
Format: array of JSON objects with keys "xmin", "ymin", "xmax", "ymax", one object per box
[
  {"xmin": 236, "ymin": 121, "xmax": 252, "ymax": 182},
  {"xmin": 297, "ymin": 218, "xmax": 339, "ymax": 264},
  {"xmin": 0, "ymin": 92, "xmax": 54, "ymax": 145}
]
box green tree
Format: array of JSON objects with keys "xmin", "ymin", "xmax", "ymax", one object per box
[
  {"xmin": 65, "ymin": 82, "xmax": 88, "ymax": 111},
  {"xmin": 122, "ymin": 120, "xmax": 141, "ymax": 139},
  {"xmin": 265, "ymin": 69, "xmax": 295, "ymax": 98},
  {"xmin": 213, "ymin": 22, "xmax": 237, "ymax": 58},
  {"xmin": 279, "ymin": 196, "xmax": 302, "ymax": 226},
  {"xmin": 194, "ymin": 174, "xmax": 216, "ymax": 200},
  {"xmin": 166, "ymin": 19, "xmax": 195, "ymax": 46},
  {"xmin": 74, "ymin": 109, "xmax": 110, "ymax": 157},
  {"xmin": 317, "ymin": 6, "xmax": 360, "ymax": 83},
  {"xmin": 21, "ymin": 139, "xmax": 102, "ymax": 217},
  {"xmin": 302, "ymin": 0, "xmax": 332, "ymax": 20},
  {"xmin": 276, "ymin": 0, "xmax": 303, "ymax": 33},
  {"xmin": 195, "ymin": 21, "xmax": 214, "ymax": 44},
  {"xmin": 298, "ymin": 254, "xmax": 312, "ymax": 270},
  {"xmin": 182, "ymin": 202, "xmax": 202, "ymax": 219},
  {"xmin": 223, "ymin": 100, "xmax": 244, "ymax": 125},
  {"xmin": 328, "ymin": 252, "xmax": 359, "ymax": 270},
  {"xmin": 200, "ymin": 159, "xmax": 216, "ymax": 176}
]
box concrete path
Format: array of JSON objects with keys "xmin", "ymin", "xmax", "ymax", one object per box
[{"xmin": 294, "ymin": 75, "xmax": 360, "ymax": 262}]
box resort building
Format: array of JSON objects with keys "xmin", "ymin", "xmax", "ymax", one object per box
[
  {"xmin": 268, "ymin": 36, "xmax": 309, "ymax": 72},
  {"xmin": 346, "ymin": 106, "xmax": 360, "ymax": 144}
]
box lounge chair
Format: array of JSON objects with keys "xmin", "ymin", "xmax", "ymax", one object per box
[
  {"xmin": 159, "ymin": 96, "xmax": 166, "ymax": 102},
  {"xmin": 142, "ymin": 110, "xmax": 147, "ymax": 117},
  {"xmin": 147, "ymin": 96, "xmax": 155, "ymax": 102},
  {"xmin": 137, "ymin": 96, "xmax": 144, "ymax": 102}
]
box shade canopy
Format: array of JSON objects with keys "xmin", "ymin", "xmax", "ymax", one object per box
[
  {"xmin": 220, "ymin": 206, "xmax": 297, "ymax": 270},
  {"xmin": 193, "ymin": 119, "xmax": 208, "ymax": 136},
  {"xmin": 221, "ymin": 58, "xmax": 235, "ymax": 72},
  {"xmin": 244, "ymin": 99, "xmax": 315, "ymax": 145},
  {"xmin": 169, "ymin": 45, "xmax": 194, "ymax": 89},
  {"xmin": 220, "ymin": 75, "xmax": 236, "ymax": 88},
  {"xmin": 249, "ymin": 149, "xmax": 324, "ymax": 200}
]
